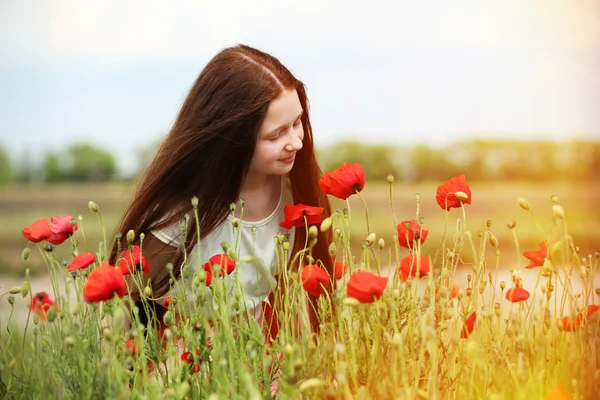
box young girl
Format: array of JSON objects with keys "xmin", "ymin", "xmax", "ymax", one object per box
[{"xmin": 108, "ymin": 44, "xmax": 334, "ymax": 343}]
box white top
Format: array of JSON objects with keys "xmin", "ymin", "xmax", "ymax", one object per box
[{"xmin": 153, "ymin": 176, "xmax": 295, "ymax": 318}]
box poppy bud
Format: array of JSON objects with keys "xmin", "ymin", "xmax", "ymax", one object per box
[
  {"xmin": 88, "ymin": 201, "xmax": 99, "ymax": 213},
  {"xmin": 232, "ymin": 218, "xmax": 240, "ymax": 228},
  {"xmin": 392, "ymin": 289, "xmax": 400, "ymax": 299},
  {"xmin": 455, "ymin": 191, "xmax": 469, "ymax": 202},
  {"xmin": 507, "ymin": 221, "xmax": 516, "ymax": 229},
  {"xmin": 282, "ymin": 242, "xmax": 290, "ymax": 251},
  {"xmin": 550, "ymin": 195, "xmax": 559, "ymax": 204},
  {"xmin": 182, "ymin": 266, "xmax": 191, "ymax": 279},
  {"xmin": 518, "ymin": 197, "xmax": 530, "ymax": 211},
  {"xmin": 489, "ymin": 236, "xmax": 498, "ymax": 248},
  {"xmin": 328, "ymin": 242, "xmax": 337, "ymax": 256},
  {"xmin": 22, "ymin": 247, "xmax": 30, "ymax": 261},
  {"xmin": 308, "ymin": 225, "xmax": 318, "ymax": 240},
  {"xmin": 378, "ymin": 238, "xmax": 385, "ymax": 249},
  {"xmin": 552, "ymin": 205, "xmax": 565, "ymax": 219},
  {"xmin": 227, "ymin": 247, "xmax": 237, "ymax": 260},
  {"xmin": 144, "ymin": 286, "xmax": 152, "ymax": 298},
  {"xmin": 33, "ymin": 314, "xmax": 39, "ymax": 325},
  {"xmin": 71, "ymin": 302, "xmax": 81, "ymax": 315},
  {"xmin": 343, "ymin": 297, "xmax": 360, "ymax": 307},
  {"xmin": 387, "ymin": 174, "xmax": 394, "ymax": 183},
  {"xmin": 43, "ymin": 244, "xmax": 54, "ymax": 252},
  {"xmin": 103, "ymin": 328, "xmax": 112, "ymax": 341},
  {"xmin": 163, "ymin": 311, "xmax": 174, "ymax": 326},
  {"xmin": 64, "ymin": 336, "xmax": 76, "ymax": 346},
  {"xmin": 165, "ymin": 263, "xmax": 173, "ymax": 272},
  {"xmin": 284, "ymin": 343, "xmax": 294, "ymax": 356},
  {"xmin": 126, "ymin": 230, "xmax": 135, "ymax": 244},
  {"xmin": 8, "ymin": 296, "xmax": 15, "ymax": 305},
  {"xmin": 197, "ymin": 270, "xmax": 207, "ymax": 282},
  {"xmin": 500, "ymin": 281, "xmax": 506, "ymax": 290},
  {"xmin": 320, "ymin": 217, "xmax": 332, "ymax": 232},
  {"xmin": 46, "ymin": 306, "xmax": 57, "ymax": 322},
  {"xmin": 365, "ymin": 233, "xmax": 376, "ymax": 246},
  {"xmin": 191, "ymin": 196, "xmax": 199, "ymax": 208},
  {"xmin": 334, "ymin": 228, "xmax": 342, "ymax": 238},
  {"xmin": 8, "ymin": 287, "xmax": 22, "ymax": 295},
  {"xmin": 113, "ymin": 307, "xmax": 124, "ymax": 328},
  {"xmin": 229, "ymin": 202, "xmax": 236, "ymax": 212}
]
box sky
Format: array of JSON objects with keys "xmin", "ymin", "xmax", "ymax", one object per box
[{"xmin": 0, "ymin": 0, "xmax": 599, "ymax": 174}]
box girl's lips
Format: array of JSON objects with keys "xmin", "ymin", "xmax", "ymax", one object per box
[{"xmin": 279, "ymin": 155, "xmax": 295, "ymax": 164}]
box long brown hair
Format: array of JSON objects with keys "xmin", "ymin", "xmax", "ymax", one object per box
[{"xmin": 109, "ymin": 44, "xmax": 333, "ymax": 332}]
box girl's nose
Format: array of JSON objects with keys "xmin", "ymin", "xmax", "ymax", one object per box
[{"xmin": 285, "ymin": 130, "xmax": 303, "ymax": 152}]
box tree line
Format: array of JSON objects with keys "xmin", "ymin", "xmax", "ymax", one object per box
[{"xmin": 0, "ymin": 139, "xmax": 598, "ymax": 185}]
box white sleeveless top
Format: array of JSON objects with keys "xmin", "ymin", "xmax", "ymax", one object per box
[{"xmin": 153, "ymin": 176, "xmax": 295, "ymax": 318}]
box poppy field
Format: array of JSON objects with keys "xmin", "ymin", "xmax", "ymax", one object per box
[{"xmin": 1, "ymin": 167, "xmax": 599, "ymax": 399}]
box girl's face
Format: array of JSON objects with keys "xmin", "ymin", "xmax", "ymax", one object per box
[{"xmin": 249, "ymin": 88, "xmax": 304, "ymax": 178}]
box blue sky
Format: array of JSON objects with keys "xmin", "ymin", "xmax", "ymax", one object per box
[{"xmin": 1, "ymin": 0, "xmax": 598, "ymax": 173}]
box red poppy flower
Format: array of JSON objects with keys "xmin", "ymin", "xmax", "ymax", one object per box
[
  {"xmin": 163, "ymin": 296, "xmax": 171, "ymax": 307},
  {"xmin": 543, "ymin": 384, "xmax": 571, "ymax": 400},
  {"xmin": 46, "ymin": 231, "xmax": 70, "ymax": 246},
  {"xmin": 204, "ymin": 270, "xmax": 213, "ymax": 286},
  {"xmin": 523, "ymin": 241, "xmax": 548, "ymax": 269},
  {"xmin": 399, "ymin": 255, "xmax": 430, "ymax": 282},
  {"xmin": 67, "ymin": 251, "xmax": 96, "ymax": 273},
  {"xmin": 460, "ymin": 312, "xmax": 477, "ymax": 338},
  {"xmin": 50, "ymin": 215, "xmax": 78, "ymax": 235},
  {"xmin": 505, "ymin": 287, "xmax": 530, "ymax": 302},
  {"xmin": 30, "ymin": 292, "xmax": 58, "ymax": 320},
  {"xmin": 83, "ymin": 262, "xmax": 127, "ymax": 303},
  {"xmin": 397, "ymin": 219, "xmax": 429, "ymax": 249},
  {"xmin": 436, "ymin": 174, "xmax": 472, "ymax": 210},
  {"xmin": 333, "ymin": 261, "xmax": 347, "ymax": 280},
  {"xmin": 117, "ymin": 246, "xmax": 150, "ymax": 275},
  {"xmin": 123, "ymin": 339, "xmax": 137, "ymax": 355},
  {"xmin": 202, "ymin": 254, "xmax": 236, "ymax": 277},
  {"xmin": 560, "ymin": 315, "xmax": 581, "ymax": 332},
  {"xmin": 346, "ymin": 271, "xmax": 388, "ymax": 303},
  {"xmin": 435, "ymin": 282, "xmax": 459, "ymax": 299},
  {"xmin": 22, "ymin": 218, "xmax": 52, "ymax": 243},
  {"xmin": 318, "ymin": 162, "xmax": 366, "ymax": 200},
  {"xmin": 280, "ymin": 204, "xmax": 324, "ymax": 230},
  {"xmin": 181, "ymin": 350, "xmax": 202, "ymax": 373},
  {"xmin": 301, "ymin": 264, "xmax": 331, "ymax": 297},
  {"xmin": 587, "ymin": 304, "xmax": 600, "ymax": 317}
]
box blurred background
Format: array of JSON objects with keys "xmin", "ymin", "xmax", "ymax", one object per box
[{"xmin": 0, "ymin": 0, "xmax": 598, "ymax": 279}]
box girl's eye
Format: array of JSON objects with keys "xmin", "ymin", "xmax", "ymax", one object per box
[
  {"xmin": 293, "ymin": 119, "xmax": 302, "ymax": 127},
  {"xmin": 270, "ymin": 133, "xmax": 281, "ymax": 141}
]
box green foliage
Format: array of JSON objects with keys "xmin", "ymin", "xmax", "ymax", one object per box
[
  {"xmin": 0, "ymin": 146, "xmax": 11, "ymax": 185},
  {"xmin": 39, "ymin": 143, "xmax": 117, "ymax": 182},
  {"xmin": 320, "ymin": 139, "xmax": 600, "ymax": 182}
]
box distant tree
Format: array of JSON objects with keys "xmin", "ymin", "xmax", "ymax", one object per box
[
  {"xmin": 42, "ymin": 153, "xmax": 64, "ymax": 182},
  {"xmin": 409, "ymin": 144, "xmax": 462, "ymax": 181},
  {"xmin": 0, "ymin": 145, "xmax": 11, "ymax": 184},
  {"xmin": 63, "ymin": 144, "xmax": 117, "ymax": 182},
  {"xmin": 318, "ymin": 141, "xmax": 402, "ymax": 181}
]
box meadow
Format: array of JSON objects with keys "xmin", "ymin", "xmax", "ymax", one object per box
[
  {"xmin": 0, "ymin": 177, "xmax": 599, "ymax": 399},
  {"xmin": 1, "ymin": 179, "xmax": 598, "ymax": 276}
]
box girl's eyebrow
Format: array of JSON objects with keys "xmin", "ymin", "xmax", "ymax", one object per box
[{"xmin": 265, "ymin": 110, "xmax": 304, "ymax": 136}]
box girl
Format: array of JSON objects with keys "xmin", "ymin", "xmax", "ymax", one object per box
[{"xmin": 108, "ymin": 44, "xmax": 334, "ymax": 343}]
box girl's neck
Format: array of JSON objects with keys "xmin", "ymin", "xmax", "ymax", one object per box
[
  {"xmin": 241, "ymin": 172, "xmax": 280, "ymax": 193},
  {"xmin": 235, "ymin": 173, "xmax": 283, "ymax": 222}
]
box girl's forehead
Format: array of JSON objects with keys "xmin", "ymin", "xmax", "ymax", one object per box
[{"xmin": 261, "ymin": 89, "xmax": 302, "ymax": 130}]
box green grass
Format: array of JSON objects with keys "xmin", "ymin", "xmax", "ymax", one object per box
[{"xmin": 1, "ymin": 180, "xmax": 598, "ymax": 277}]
